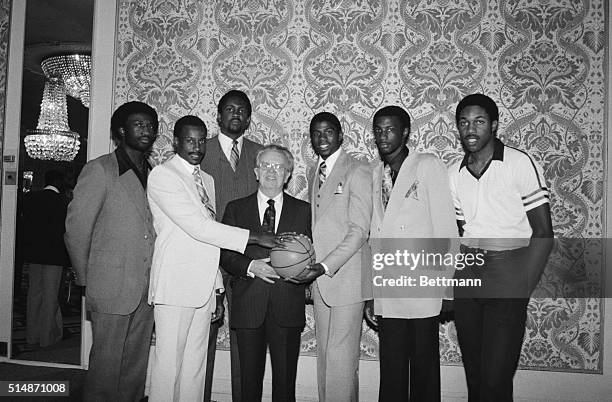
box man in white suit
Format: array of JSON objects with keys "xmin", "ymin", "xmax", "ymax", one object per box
[
  {"xmin": 364, "ymin": 106, "xmax": 456, "ymax": 402},
  {"xmin": 147, "ymin": 115, "xmax": 280, "ymax": 401},
  {"xmin": 291, "ymin": 112, "xmax": 372, "ymax": 402}
]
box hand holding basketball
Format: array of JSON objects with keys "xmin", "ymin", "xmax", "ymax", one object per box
[{"xmin": 270, "ymin": 233, "xmax": 316, "ymax": 279}]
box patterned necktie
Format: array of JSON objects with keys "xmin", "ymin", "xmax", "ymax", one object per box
[
  {"xmin": 193, "ymin": 167, "xmax": 216, "ymax": 219},
  {"xmin": 318, "ymin": 161, "xmax": 327, "ymax": 189},
  {"xmin": 262, "ymin": 199, "xmax": 276, "ymax": 233},
  {"xmin": 382, "ymin": 164, "xmax": 393, "ymax": 210},
  {"xmin": 230, "ymin": 140, "xmax": 239, "ymax": 171}
]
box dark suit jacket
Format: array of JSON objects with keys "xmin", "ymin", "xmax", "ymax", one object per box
[
  {"xmin": 200, "ymin": 135, "xmax": 262, "ymax": 221},
  {"xmin": 65, "ymin": 151, "xmax": 156, "ymax": 315},
  {"xmin": 220, "ymin": 192, "xmax": 311, "ymax": 329},
  {"xmin": 21, "ymin": 188, "xmax": 69, "ymax": 266}
]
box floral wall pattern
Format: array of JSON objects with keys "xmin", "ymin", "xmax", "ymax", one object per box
[
  {"xmin": 0, "ymin": 0, "xmax": 11, "ymax": 229},
  {"xmin": 113, "ymin": 0, "xmax": 607, "ymax": 373}
]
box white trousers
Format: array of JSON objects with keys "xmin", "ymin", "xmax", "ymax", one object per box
[{"xmin": 149, "ymin": 295, "xmax": 214, "ymax": 402}]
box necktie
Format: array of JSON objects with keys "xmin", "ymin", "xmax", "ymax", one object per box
[
  {"xmin": 193, "ymin": 167, "xmax": 216, "ymax": 219},
  {"xmin": 230, "ymin": 140, "xmax": 239, "ymax": 171},
  {"xmin": 318, "ymin": 161, "xmax": 327, "ymax": 189},
  {"xmin": 382, "ymin": 164, "xmax": 393, "ymax": 210},
  {"xmin": 262, "ymin": 199, "xmax": 276, "ymax": 233}
]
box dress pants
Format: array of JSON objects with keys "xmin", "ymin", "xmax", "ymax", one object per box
[
  {"xmin": 26, "ymin": 263, "xmax": 63, "ymax": 347},
  {"xmin": 150, "ymin": 296, "xmax": 214, "ymax": 402},
  {"xmin": 85, "ymin": 292, "xmax": 154, "ymax": 402},
  {"xmin": 454, "ymin": 298, "xmax": 529, "ymax": 402},
  {"xmin": 235, "ymin": 319, "xmax": 302, "ymax": 402},
  {"xmin": 313, "ymin": 283, "xmax": 364, "ymax": 402},
  {"xmin": 378, "ymin": 316, "xmax": 440, "ymax": 402}
]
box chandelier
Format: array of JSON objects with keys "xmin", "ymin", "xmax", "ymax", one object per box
[
  {"xmin": 24, "ymin": 75, "xmax": 80, "ymax": 161},
  {"xmin": 41, "ymin": 54, "xmax": 91, "ymax": 107}
]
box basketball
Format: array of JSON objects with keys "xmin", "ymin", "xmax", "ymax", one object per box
[{"xmin": 270, "ymin": 233, "xmax": 316, "ymax": 279}]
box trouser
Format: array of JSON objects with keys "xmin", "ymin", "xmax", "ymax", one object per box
[
  {"xmin": 378, "ymin": 316, "xmax": 440, "ymax": 402},
  {"xmin": 26, "ymin": 263, "xmax": 63, "ymax": 347},
  {"xmin": 85, "ymin": 293, "xmax": 154, "ymax": 402}
]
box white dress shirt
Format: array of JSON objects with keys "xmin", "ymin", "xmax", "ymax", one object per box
[{"xmin": 217, "ymin": 133, "xmax": 244, "ymax": 163}]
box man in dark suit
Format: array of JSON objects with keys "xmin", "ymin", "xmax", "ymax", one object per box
[
  {"xmin": 65, "ymin": 101, "xmax": 158, "ymax": 401},
  {"xmin": 22, "ymin": 169, "xmax": 69, "ymax": 348},
  {"xmin": 201, "ymin": 90, "xmax": 263, "ymax": 401},
  {"xmin": 221, "ymin": 144, "xmax": 311, "ymax": 402}
]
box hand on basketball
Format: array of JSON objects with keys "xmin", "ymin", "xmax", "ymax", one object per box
[
  {"xmin": 249, "ymin": 258, "xmax": 280, "ymax": 284},
  {"xmin": 286, "ymin": 263, "xmax": 325, "ymax": 284},
  {"xmin": 249, "ymin": 232, "xmax": 286, "ymax": 249},
  {"xmin": 211, "ymin": 294, "xmax": 225, "ymax": 324}
]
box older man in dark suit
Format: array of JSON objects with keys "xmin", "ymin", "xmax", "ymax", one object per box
[
  {"xmin": 201, "ymin": 89, "xmax": 263, "ymax": 401},
  {"xmin": 65, "ymin": 101, "xmax": 158, "ymax": 401},
  {"xmin": 221, "ymin": 144, "xmax": 311, "ymax": 402}
]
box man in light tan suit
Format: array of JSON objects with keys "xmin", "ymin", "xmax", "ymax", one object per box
[
  {"xmin": 65, "ymin": 101, "xmax": 158, "ymax": 401},
  {"xmin": 364, "ymin": 106, "xmax": 456, "ymax": 402},
  {"xmin": 147, "ymin": 115, "xmax": 280, "ymax": 402},
  {"xmin": 291, "ymin": 112, "xmax": 372, "ymax": 402}
]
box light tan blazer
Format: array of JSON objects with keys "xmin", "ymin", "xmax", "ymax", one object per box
[
  {"xmin": 309, "ymin": 149, "xmax": 372, "ymax": 306},
  {"xmin": 368, "ymin": 151, "xmax": 457, "ymax": 319}
]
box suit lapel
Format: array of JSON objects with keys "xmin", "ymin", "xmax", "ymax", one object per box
[
  {"xmin": 277, "ymin": 194, "xmax": 296, "ymax": 234},
  {"xmin": 244, "ymin": 193, "xmax": 263, "ymax": 230},
  {"xmin": 116, "ymin": 159, "xmax": 148, "ymax": 221},
  {"xmin": 315, "ymin": 150, "xmax": 349, "ymax": 219},
  {"xmin": 371, "ymin": 161, "xmax": 385, "ymax": 224},
  {"xmin": 381, "ymin": 152, "xmax": 420, "ymax": 228}
]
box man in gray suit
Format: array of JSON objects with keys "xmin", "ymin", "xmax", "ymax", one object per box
[
  {"xmin": 65, "ymin": 101, "xmax": 158, "ymax": 401},
  {"xmin": 292, "ymin": 112, "xmax": 372, "ymax": 401},
  {"xmin": 200, "ymin": 90, "xmax": 262, "ymax": 401}
]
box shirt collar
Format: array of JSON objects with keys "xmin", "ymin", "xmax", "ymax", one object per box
[
  {"xmin": 459, "ymin": 137, "xmax": 505, "ymax": 170},
  {"xmin": 257, "ymin": 189, "xmax": 284, "ymax": 205},
  {"xmin": 43, "ymin": 185, "xmax": 60, "ymax": 194},
  {"xmin": 318, "ymin": 147, "xmax": 342, "ymax": 173},
  {"xmin": 115, "ymin": 146, "xmax": 150, "ymax": 188},
  {"xmin": 218, "ymin": 132, "xmax": 243, "ymax": 155},
  {"xmin": 177, "ymin": 153, "xmax": 200, "ymax": 175}
]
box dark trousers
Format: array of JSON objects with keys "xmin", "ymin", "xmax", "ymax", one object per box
[
  {"xmin": 454, "ymin": 298, "xmax": 529, "ymax": 402},
  {"xmin": 85, "ymin": 293, "xmax": 154, "ymax": 402},
  {"xmin": 378, "ymin": 316, "xmax": 440, "ymax": 402},
  {"xmin": 235, "ymin": 319, "xmax": 302, "ymax": 402}
]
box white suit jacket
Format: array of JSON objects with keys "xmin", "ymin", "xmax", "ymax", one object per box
[
  {"xmin": 368, "ymin": 151, "xmax": 457, "ymax": 319},
  {"xmin": 147, "ymin": 154, "xmax": 249, "ymax": 308}
]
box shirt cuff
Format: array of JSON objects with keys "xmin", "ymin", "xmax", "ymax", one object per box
[
  {"xmin": 320, "ymin": 262, "xmax": 330, "ymax": 275},
  {"xmin": 246, "ymin": 261, "xmax": 255, "ymax": 278}
]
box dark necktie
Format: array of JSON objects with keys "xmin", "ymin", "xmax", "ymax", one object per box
[{"xmin": 262, "ymin": 199, "xmax": 276, "ymax": 233}]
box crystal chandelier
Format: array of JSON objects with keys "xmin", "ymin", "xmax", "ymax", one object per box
[
  {"xmin": 41, "ymin": 54, "xmax": 91, "ymax": 107},
  {"xmin": 24, "ymin": 75, "xmax": 80, "ymax": 161}
]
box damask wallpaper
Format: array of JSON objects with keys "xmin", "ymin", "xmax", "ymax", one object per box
[
  {"xmin": 113, "ymin": 0, "xmax": 607, "ymax": 373},
  {"xmin": 0, "ymin": 0, "xmax": 12, "ymax": 229}
]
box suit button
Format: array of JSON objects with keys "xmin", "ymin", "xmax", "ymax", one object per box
[
  {"xmin": 317, "ymin": 194, "xmax": 320, "ymax": 198},
  {"xmin": 144, "ymin": 234, "xmax": 148, "ymax": 239},
  {"xmin": 316, "ymin": 204, "xmax": 319, "ymax": 207}
]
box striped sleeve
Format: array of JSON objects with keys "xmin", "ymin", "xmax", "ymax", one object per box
[{"xmin": 516, "ymin": 152, "xmax": 549, "ymax": 211}]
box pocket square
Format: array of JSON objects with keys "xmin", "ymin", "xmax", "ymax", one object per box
[
  {"xmin": 334, "ymin": 182, "xmax": 343, "ymax": 194},
  {"xmin": 405, "ymin": 181, "xmax": 419, "ymax": 200}
]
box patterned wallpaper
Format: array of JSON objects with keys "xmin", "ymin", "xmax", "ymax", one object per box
[
  {"xmin": 0, "ymin": 0, "xmax": 11, "ymax": 229},
  {"xmin": 113, "ymin": 0, "xmax": 607, "ymax": 373}
]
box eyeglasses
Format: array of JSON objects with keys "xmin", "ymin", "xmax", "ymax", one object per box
[{"xmin": 257, "ymin": 162, "xmax": 286, "ymax": 173}]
